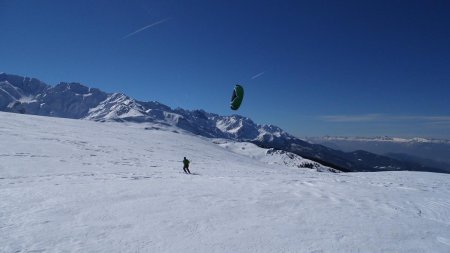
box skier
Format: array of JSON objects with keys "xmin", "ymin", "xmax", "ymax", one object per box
[{"xmin": 183, "ymin": 157, "xmax": 191, "ymax": 174}]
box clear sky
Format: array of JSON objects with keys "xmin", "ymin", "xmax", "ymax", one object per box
[{"xmin": 1, "ymin": 0, "xmax": 450, "ymax": 138}]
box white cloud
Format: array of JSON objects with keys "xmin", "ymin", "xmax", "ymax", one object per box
[
  {"xmin": 320, "ymin": 114, "xmax": 384, "ymax": 122},
  {"xmin": 319, "ymin": 114, "xmax": 450, "ymax": 123}
]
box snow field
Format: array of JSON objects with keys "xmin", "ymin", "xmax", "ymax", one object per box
[{"xmin": 1, "ymin": 112, "xmax": 450, "ymax": 252}]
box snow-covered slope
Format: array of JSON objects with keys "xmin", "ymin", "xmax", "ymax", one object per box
[
  {"xmin": 1, "ymin": 112, "xmax": 450, "ymax": 252},
  {"xmin": 86, "ymin": 93, "xmax": 148, "ymax": 121},
  {"xmin": 215, "ymin": 140, "xmax": 340, "ymax": 172},
  {"xmin": 0, "ymin": 73, "xmax": 107, "ymax": 118}
]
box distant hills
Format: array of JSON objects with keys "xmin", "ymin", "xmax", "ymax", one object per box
[
  {"xmin": 1, "ymin": 72, "xmax": 449, "ymax": 174},
  {"xmin": 307, "ymin": 136, "xmax": 450, "ymax": 171}
]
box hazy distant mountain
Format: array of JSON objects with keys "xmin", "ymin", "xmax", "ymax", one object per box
[
  {"xmin": 1, "ymin": 72, "xmax": 448, "ymax": 174},
  {"xmin": 307, "ymin": 136, "xmax": 450, "ymax": 171}
]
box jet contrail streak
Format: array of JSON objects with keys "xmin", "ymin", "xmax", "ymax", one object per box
[
  {"xmin": 122, "ymin": 18, "xmax": 170, "ymax": 39},
  {"xmin": 251, "ymin": 72, "xmax": 265, "ymax": 80}
]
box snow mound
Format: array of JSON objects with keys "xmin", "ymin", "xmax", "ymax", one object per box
[{"xmin": 215, "ymin": 139, "xmax": 339, "ymax": 172}]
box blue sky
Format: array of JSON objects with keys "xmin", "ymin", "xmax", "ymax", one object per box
[{"xmin": 1, "ymin": 0, "xmax": 450, "ymax": 138}]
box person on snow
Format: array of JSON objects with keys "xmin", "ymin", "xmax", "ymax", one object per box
[{"xmin": 183, "ymin": 157, "xmax": 191, "ymax": 174}]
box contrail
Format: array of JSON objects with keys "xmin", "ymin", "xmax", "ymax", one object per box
[
  {"xmin": 251, "ymin": 72, "xmax": 264, "ymax": 80},
  {"xmin": 122, "ymin": 18, "xmax": 171, "ymax": 39}
]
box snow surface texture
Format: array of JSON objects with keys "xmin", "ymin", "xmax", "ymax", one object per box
[{"xmin": 1, "ymin": 112, "xmax": 450, "ymax": 252}]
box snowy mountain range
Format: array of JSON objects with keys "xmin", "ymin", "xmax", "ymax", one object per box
[
  {"xmin": 0, "ymin": 72, "xmax": 285, "ymax": 140},
  {"xmin": 1, "ymin": 72, "xmax": 448, "ymax": 173},
  {"xmin": 307, "ymin": 136, "xmax": 450, "ymax": 171}
]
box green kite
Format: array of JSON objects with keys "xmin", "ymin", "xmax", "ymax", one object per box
[{"xmin": 230, "ymin": 84, "xmax": 244, "ymax": 110}]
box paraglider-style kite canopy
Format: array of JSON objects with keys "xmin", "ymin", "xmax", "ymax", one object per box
[{"xmin": 230, "ymin": 84, "xmax": 244, "ymax": 110}]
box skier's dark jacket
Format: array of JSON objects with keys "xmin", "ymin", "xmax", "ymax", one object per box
[{"xmin": 183, "ymin": 158, "xmax": 190, "ymax": 167}]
